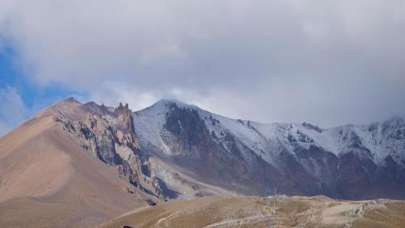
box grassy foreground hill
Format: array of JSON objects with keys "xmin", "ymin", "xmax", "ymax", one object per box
[{"xmin": 101, "ymin": 196, "xmax": 405, "ymax": 228}]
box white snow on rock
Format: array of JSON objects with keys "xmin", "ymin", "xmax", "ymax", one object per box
[
  {"xmin": 133, "ymin": 99, "xmax": 405, "ymax": 167},
  {"xmin": 133, "ymin": 100, "xmax": 174, "ymax": 155}
]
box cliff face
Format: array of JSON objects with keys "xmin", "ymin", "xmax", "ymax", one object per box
[{"xmin": 50, "ymin": 99, "xmax": 171, "ymax": 200}]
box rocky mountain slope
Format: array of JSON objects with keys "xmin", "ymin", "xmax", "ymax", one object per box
[
  {"xmin": 0, "ymin": 98, "xmax": 155, "ymax": 228},
  {"xmin": 133, "ymin": 99, "xmax": 405, "ymax": 199}
]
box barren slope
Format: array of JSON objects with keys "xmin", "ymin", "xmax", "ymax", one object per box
[
  {"xmin": 101, "ymin": 196, "xmax": 405, "ymax": 228},
  {"xmin": 0, "ymin": 105, "xmax": 147, "ymax": 227}
]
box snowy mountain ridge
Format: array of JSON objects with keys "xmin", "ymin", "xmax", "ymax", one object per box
[
  {"xmin": 134, "ymin": 99, "xmax": 405, "ymax": 167},
  {"xmin": 130, "ymin": 99, "xmax": 405, "ymax": 199}
]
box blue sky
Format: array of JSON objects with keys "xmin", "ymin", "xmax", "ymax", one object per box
[{"xmin": 0, "ymin": 43, "xmax": 82, "ymax": 135}]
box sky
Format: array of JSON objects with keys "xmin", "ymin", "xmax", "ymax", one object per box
[{"xmin": 0, "ymin": 0, "xmax": 405, "ymax": 135}]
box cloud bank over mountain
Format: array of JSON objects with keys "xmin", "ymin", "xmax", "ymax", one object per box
[{"xmin": 0, "ymin": 0, "xmax": 405, "ymax": 126}]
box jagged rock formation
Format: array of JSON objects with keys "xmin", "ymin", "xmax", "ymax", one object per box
[{"xmin": 48, "ymin": 99, "xmax": 171, "ymax": 200}]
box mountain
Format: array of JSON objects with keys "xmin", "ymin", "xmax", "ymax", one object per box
[
  {"xmin": 0, "ymin": 98, "xmax": 152, "ymax": 227},
  {"xmin": 1, "ymin": 97, "xmax": 405, "ymax": 227},
  {"xmin": 132, "ymin": 99, "xmax": 405, "ymax": 199}
]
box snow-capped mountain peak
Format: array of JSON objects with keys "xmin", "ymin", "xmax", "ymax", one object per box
[
  {"xmin": 132, "ymin": 99, "xmax": 405, "ymax": 199},
  {"xmin": 135, "ymin": 100, "xmax": 405, "ymax": 166}
]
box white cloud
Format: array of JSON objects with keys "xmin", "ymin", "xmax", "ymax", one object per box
[{"xmin": 0, "ymin": 0, "xmax": 405, "ymax": 126}]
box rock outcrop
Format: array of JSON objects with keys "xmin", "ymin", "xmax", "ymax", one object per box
[{"xmin": 51, "ymin": 99, "xmax": 170, "ymax": 200}]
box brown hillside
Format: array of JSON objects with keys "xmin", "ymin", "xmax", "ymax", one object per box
[{"xmin": 0, "ymin": 101, "xmax": 147, "ymax": 228}]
